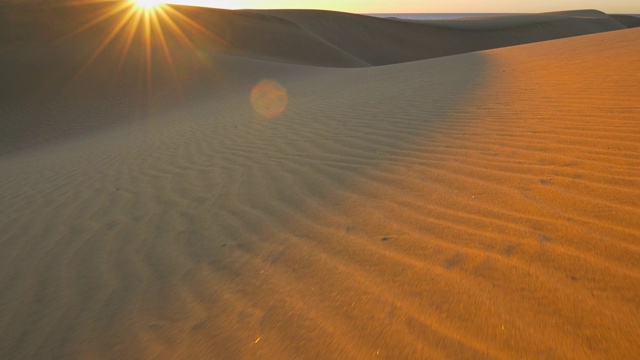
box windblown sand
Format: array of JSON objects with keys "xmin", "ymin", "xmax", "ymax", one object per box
[{"xmin": 0, "ymin": 4, "xmax": 639, "ymax": 359}]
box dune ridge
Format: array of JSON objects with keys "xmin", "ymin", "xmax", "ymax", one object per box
[{"xmin": 1, "ymin": 3, "xmax": 639, "ymax": 359}]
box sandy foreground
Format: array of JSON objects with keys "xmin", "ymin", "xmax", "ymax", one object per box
[{"xmin": 1, "ymin": 3, "xmax": 639, "ymax": 359}]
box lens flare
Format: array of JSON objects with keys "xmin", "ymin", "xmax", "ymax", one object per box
[{"xmin": 250, "ymin": 80, "xmax": 288, "ymax": 119}]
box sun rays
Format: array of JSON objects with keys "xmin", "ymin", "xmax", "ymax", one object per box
[
  {"xmin": 58, "ymin": 0, "xmax": 221, "ymax": 90},
  {"xmin": 50, "ymin": 0, "xmax": 291, "ymax": 118}
]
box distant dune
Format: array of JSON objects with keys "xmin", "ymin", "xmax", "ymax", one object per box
[
  {"xmin": 1, "ymin": 3, "xmax": 639, "ymax": 359},
  {"xmin": 249, "ymin": 9, "xmax": 625, "ymax": 64},
  {"xmin": 611, "ymin": 14, "xmax": 640, "ymax": 28}
]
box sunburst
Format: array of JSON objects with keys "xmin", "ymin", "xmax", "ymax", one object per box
[{"xmin": 57, "ymin": 0, "xmax": 223, "ymax": 98}]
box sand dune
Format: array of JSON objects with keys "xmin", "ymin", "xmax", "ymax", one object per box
[
  {"xmin": 0, "ymin": 4, "xmax": 630, "ymax": 154},
  {"xmin": 611, "ymin": 14, "xmax": 640, "ymax": 28},
  {"xmin": 1, "ymin": 3, "xmax": 640, "ymax": 359},
  {"xmin": 251, "ymin": 9, "xmax": 625, "ymax": 65}
]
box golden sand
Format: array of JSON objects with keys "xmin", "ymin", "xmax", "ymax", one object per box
[{"xmin": 1, "ymin": 3, "xmax": 639, "ymax": 359}]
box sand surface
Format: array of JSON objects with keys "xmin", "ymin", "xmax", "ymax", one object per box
[{"xmin": 1, "ymin": 3, "xmax": 639, "ymax": 359}]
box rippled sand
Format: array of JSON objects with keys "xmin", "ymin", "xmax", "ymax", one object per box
[{"xmin": 1, "ymin": 4, "xmax": 639, "ymax": 359}]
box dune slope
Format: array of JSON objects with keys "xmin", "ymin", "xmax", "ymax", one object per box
[
  {"xmin": 0, "ymin": 4, "xmax": 639, "ymax": 360},
  {"xmin": 611, "ymin": 14, "xmax": 640, "ymax": 28},
  {"xmin": 253, "ymin": 9, "xmax": 625, "ymax": 64}
]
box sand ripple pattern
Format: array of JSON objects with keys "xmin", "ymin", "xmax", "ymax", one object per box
[{"xmin": 1, "ymin": 24, "xmax": 639, "ymax": 360}]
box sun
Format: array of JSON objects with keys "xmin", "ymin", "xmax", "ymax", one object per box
[
  {"xmin": 58, "ymin": 0, "xmax": 224, "ymax": 92},
  {"xmin": 131, "ymin": 0, "xmax": 164, "ymax": 10}
]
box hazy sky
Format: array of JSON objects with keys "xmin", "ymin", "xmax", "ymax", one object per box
[{"xmin": 165, "ymin": 0, "xmax": 640, "ymax": 13}]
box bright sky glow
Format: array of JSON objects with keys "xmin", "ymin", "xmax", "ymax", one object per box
[
  {"xmin": 132, "ymin": 0, "xmax": 165, "ymax": 10},
  {"xmin": 163, "ymin": 0, "xmax": 640, "ymax": 14}
]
